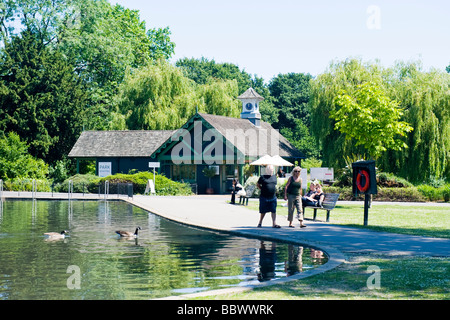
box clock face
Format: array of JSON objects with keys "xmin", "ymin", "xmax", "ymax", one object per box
[{"xmin": 245, "ymin": 103, "xmax": 253, "ymax": 111}]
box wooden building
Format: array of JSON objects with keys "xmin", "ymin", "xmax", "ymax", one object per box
[{"xmin": 69, "ymin": 88, "xmax": 305, "ymax": 194}]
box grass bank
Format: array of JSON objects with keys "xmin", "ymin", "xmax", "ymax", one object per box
[
  {"xmin": 203, "ymin": 201, "xmax": 449, "ymax": 300},
  {"xmin": 246, "ymin": 201, "xmax": 450, "ymax": 239},
  {"xmin": 196, "ymin": 254, "xmax": 449, "ymax": 300}
]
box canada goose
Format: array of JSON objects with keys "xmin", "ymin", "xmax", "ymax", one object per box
[
  {"xmin": 115, "ymin": 226, "xmax": 141, "ymax": 238},
  {"xmin": 44, "ymin": 230, "xmax": 68, "ymax": 239}
]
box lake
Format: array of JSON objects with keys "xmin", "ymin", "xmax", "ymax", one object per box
[{"xmin": 0, "ymin": 199, "xmax": 327, "ymax": 299}]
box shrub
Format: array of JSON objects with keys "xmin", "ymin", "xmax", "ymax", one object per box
[
  {"xmin": 243, "ymin": 175, "xmax": 288, "ymax": 198},
  {"xmin": 441, "ymin": 184, "xmax": 450, "ymax": 202},
  {"xmin": 323, "ymin": 186, "xmax": 426, "ymax": 202},
  {"xmin": 417, "ymin": 185, "xmax": 441, "ymax": 201},
  {"xmin": 3, "ymin": 178, "xmax": 51, "ymax": 192},
  {"xmin": 95, "ymin": 171, "xmax": 193, "ymax": 196},
  {"xmin": 56, "ymin": 174, "xmax": 98, "ymax": 193}
]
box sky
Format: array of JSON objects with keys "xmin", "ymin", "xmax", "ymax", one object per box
[{"xmin": 110, "ymin": 0, "xmax": 449, "ymax": 82}]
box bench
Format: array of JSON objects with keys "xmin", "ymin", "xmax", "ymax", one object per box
[
  {"xmin": 239, "ymin": 185, "xmax": 256, "ymax": 206},
  {"xmin": 302, "ymin": 193, "xmax": 340, "ymax": 222}
]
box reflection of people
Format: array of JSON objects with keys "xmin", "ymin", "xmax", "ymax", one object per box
[
  {"xmin": 284, "ymin": 166, "xmax": 306, "ymax": 228},
  {"xmin": 285, "ymin": 245, "xmax": 303, "ymax": 276},
  {"xmin": 257, "ymin": 241, "xmax": 277, "ymax": 281},
  {"xmin": 257, "ymin": 165, "xmax": 280, "ymax": 228},
  {"xmin": 310, "ymin": 249, "xmax": 324, "ymax": 260}
]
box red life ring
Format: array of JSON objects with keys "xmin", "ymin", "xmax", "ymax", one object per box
[{"xmin": 356, "ymin": 169, "xmax": 370, "ymax": 193}]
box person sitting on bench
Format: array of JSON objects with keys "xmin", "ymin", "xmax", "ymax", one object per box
[
  {"xmin": 313, "ymin": 182, "xmax": 325, "ymax": 208},
  {"xmin": 302, "ymin": 183, "xmax": 318, "ymax": 207}
]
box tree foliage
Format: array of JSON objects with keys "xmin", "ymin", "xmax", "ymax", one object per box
[
  {"xmin": 0, "ymin": 30, "xmax": 87, "ymax": 163},
  {"xmin": 268, "ymin": 72, "xmax": 318, "ymax": 158},
  {"xmin": 114, "ymin": 61, "xmax": 240, "ymax": 130},
  {"xmin": 310, "ymin": 58, "xmax": 450, "ymax": 183},
  {"xmin": 0, "ymin": 132, "xmax": 48, "ymax": 179},
  {"xmin": 332, "ymin": 81, "xmax": 413, "ymax": 159}
]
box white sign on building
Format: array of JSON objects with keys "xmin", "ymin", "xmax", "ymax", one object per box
[{"xmin": 98, "ymin": 162, "xmax": 112, "ymax": 177}]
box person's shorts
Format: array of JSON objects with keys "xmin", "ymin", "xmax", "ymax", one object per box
[{"xmin": 259, "ymin": 196, "xmax": 277, "ymax": 213}]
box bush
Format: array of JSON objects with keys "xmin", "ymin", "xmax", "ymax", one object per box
[
  {"xmin": 417, "ymin": 184, "xmax": 449, "ymax": 202},
  {"xmin": 442, "ymin": 185, "xmax": 450, "ymax": 202},
  {"xmin": 55, "ymin": 174, "xmax": 98, "ymax": 193},
  {"xmin": 323, "ymin": 186, "xmax": 426, "ymax": 202},
  {"xmin": 95, "ymin": 171, "xmax": 193, "ymax": 196},
  {"xmin": 3, "ymin": 178, "xmax": 51, "ymax": 192},
  {"xmin": 243, "ymin": 175, "xmax": 288, "ymax": 198},
  {"xmin": 377, "ymin": 172, "xmax": 413, "ymax": 188}
]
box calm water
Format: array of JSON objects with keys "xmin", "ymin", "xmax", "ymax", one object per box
[{"xmin": 0, "ymin": 199, "xmax": 327, "ymax": 300}]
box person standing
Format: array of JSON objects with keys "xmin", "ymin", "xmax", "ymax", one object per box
[
  {"xmin": 257, "ymin": 165, "xmax": 280, "ymax": 228},
  {"xmin": 284, "ymin": 166, "xmax": 306, "ymax": 228}
]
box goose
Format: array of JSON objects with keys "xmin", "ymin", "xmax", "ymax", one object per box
[
  {"xmin": 115, "ymin": 226, "xmax": 141, "ymax": 238},
  {"xmin": 44, "ymin": 230, "xmax": 68, "ymax": 239}
]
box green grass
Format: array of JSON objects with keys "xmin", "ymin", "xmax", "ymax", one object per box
[
  {"xmin": 196, "ymin": 254, "xmax": 449, "ymax": 300},
  {"xmin": 202, "ymin": 201, "xmax": 450, "ymax": 300},
  {"xmin": 245, "ymin": 201, "xmax": 450, "ymax": 239}
]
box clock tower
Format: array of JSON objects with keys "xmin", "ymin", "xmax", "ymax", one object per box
[{"xmin": 237, "ymin": 87, "xmax": 264, "ymax": 127}]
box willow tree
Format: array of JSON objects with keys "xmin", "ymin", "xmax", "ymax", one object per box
[
  {"xmin": 379, "ymin": 62, "xmax": 450, "ymax": 183},
  {"xmin": 310, "ymin": 58, "xmax": 450, "ymax": 183},
  {"xmin": 114, "ymin": 61, "xmax": 240, "ymax": 130},
  {"xmin": 310, "ymin": 58, "xmax": 387, "ymax": 169}
]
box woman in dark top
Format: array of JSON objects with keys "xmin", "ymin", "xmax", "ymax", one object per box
[
  {"xmin": 257, "ymin": 165, "xmax": 280, "ymax": 228},
  {"xmin": 284, "ymin": 166, "xmax": 306, "ymax": 228}
]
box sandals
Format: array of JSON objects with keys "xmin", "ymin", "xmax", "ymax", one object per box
[{"xmin": 256, "ymin": 224, "xmax": 283, "ymax": 228}]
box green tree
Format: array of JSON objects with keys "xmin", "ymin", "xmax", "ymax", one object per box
[
  {"xmin": 0, "ymin": 29, "xmax": 87, "ymax": 163},
  {"xmin": 332, "ymin": 82, "xmax": 413, "ymax": 160},
  {"xmin": 268, "ymin": 72, "xmax": 318, "ymax": 158},
  {"xmin": 114, "ymin": 61, "xmax": 241, "ymax": 130},
  {"xmin": 176, "ymin": 57, "xmax": 278, "ymax": 125},
  {"xmin": 310, "ymin": 58, "xmax": 450, "ymax": 183},
  {"xmin": 380, "ymin": 62, "xmax": 450, "ymax": 182},
  {"xmin": 0, "ymin": 132, "xmax": 48, "ymax": 179}
]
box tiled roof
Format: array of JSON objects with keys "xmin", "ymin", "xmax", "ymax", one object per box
[
  {"xmin": 198, "ymin": 113, "xmax": 304, "ymax": 158},
  {"xmin": 236, "ymin": 87, "xmax": 264, "ymax": 101},
  {"xmin": 68, "ymin": 114, "xmax": 305, "ymax": 159},
  {"xmin": 68, "ymin": 130, "xmax": 175, "ymax": 158}
]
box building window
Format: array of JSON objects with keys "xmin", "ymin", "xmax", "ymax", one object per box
[{"xmin": 172, "ymin": 165, "xmax": 196, "ymax": 183}]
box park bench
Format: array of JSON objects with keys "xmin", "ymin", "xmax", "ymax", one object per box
[
  {"xmin": 239, "ymin": 185, "xmax": 256, "ymax": 206},
  {"xmin": 303, "ymin": 193, "xmax": 340, "ymax": 222}
]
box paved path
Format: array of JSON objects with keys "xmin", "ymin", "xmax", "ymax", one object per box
[{"xmin": 126, "ymin": 195, "xmax": 450, "ymax": 258}]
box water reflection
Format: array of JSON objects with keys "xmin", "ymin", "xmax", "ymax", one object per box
[{"xmin": 0, "ymin": 200, "xmax": 327, "ymax": 299}]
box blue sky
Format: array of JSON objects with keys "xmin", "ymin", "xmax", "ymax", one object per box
[{"xmin": 110, "ymin": 0, "xmax": 449, "ymax": 82}]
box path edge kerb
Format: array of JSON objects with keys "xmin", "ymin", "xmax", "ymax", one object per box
[{"xmin": 124, "ymin": 198, "xmax": 347, "ymax": 300}]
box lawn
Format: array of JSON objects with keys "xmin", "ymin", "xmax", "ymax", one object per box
[
  {"xmin": 200, "ymin": 200, "xmax": 450, "ymax": 300},
  {"xmin": 197, "ymin": 254, "xmax": 449, "ymax": 300},
  {"xmin": 245, "ymin": 201, "xmax": 450, "ymax": 239}
]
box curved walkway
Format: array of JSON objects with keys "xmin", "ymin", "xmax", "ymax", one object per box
[{"xmin": 126, "ymin": 195, "xmax": 450, "ymax": 258}]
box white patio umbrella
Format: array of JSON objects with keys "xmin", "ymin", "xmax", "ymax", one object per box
[
  {"xmin": 249, "ymin": 154, "xmax": 273, "ymax": 166},
  {"xmin": 250, "ymin": 155, "xmax": 294, "ymax": 166},
  {"xmin": 271, "ymin": 155, "xmax": 294, "ymax": 167}
]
